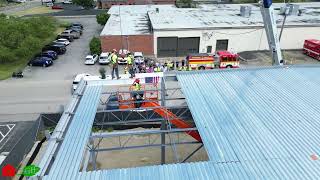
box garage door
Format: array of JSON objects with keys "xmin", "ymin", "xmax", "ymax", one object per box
[
  {"xmin": 157, "ymin": 37, "xmax": 200, "ymax": 57},
  {"xmin": 177, "ymin": 37, "xmax": 200, "ymax": 56},
  {"xmin": 157, "ymin": 37, "xmax": 178, "ymax": 57}
]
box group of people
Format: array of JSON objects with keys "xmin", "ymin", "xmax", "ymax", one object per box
[{"xmin": 110, "ymin": 49, "xmax": 194, "ymax": 79}]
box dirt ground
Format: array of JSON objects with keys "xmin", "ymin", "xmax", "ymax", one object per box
[{"xmin": 91, "ymin": 127, "xmax": 208, "ymax": 170}]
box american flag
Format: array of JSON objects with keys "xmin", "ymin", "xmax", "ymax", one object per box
[{"xmin": 145, "ymin": 76, "xmax": 160, "ymax": 84}]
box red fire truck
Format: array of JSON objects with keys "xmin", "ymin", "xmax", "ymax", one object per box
[
  {"xmin": 186, "ymin": 50, "xmax": 240, "ymax": 70},
  {"xmin": 303, "ymin": 39, "xmax": 320, "ymax": 60}
]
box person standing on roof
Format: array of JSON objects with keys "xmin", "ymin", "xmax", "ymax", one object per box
[
  {"xmin": 111, "ymin": 49, "xmax": 120, "ymax": 80},
  {"xmin": 127, "ymin": 52, "xmax": 134, "ymax": 78},
  {"xmin": 154, "ymin": 63, "xmax": 161, "ymax": 72},
  {"xmin": 132, "ymin": 79, "xmax": 143, "ymax": 108}
]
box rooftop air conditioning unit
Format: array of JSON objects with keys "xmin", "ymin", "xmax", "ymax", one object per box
[{"xmin": 240, "ymin": 6, "xmax": 252, "ymax": 18}]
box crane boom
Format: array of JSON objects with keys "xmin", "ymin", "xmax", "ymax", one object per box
[{"xmin": 260, "ymin": 0, "xmax": 284, "ymax": 65}]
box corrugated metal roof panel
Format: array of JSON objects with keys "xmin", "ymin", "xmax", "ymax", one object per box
[
  {"xmin": 45, "ymin": 66, "xmax": 320, "ymax": 179},
  {"xmin": 45, "ymin": 85, "xmax": 102, "ymax": 180}
]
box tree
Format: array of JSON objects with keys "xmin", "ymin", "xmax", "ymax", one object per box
[
  {"xmin": 72, "ymin": 0, "xmax": 94, "ymax": 9},
  {"xmin": 89, "ymin": 37, "xmax": 101, "ymax": 55},
  {"xmin": 96, "ymin": 13, "xmax": 110, "ymax": 26}
]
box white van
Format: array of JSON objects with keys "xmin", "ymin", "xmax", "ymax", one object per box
[
  {"xmin": 99, "ymin": 52, "xmax": 110, "ymax": 65},
  {"xmin": 72, "ymin": 73, "xmax": 91, "ymax": 91}
]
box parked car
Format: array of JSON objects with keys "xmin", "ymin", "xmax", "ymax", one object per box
[
  {"xmin": 46, "ymin": 2, "xmax": 53, "ymax": 7},
  {"xmin": 28, "ymin": 57, "xmax": 53, "ymax": 67},
  {"xmin": 85, "ymin": 54, "xmax": 98, "ymax": 65},
  {"xmin": 36, "ymin": 51, "xmax": 58, "ymax": 60},
  {"xmin": 72, "ymin": 73, "xmax": 91, "ymax": 91},
  {"xmin": 66, "ymin": 26, "xmax": 83, "ymax": 35},
  {"xmin": 57, "ymin": 34, "xmax": 74, "ymax": 42},
  {"xmin": 61, "ymin": 29, "xmax": 80, "ymax": 39},
  {"xmin": 63, "ymin": 0, "xmax": 72, "ymax": 4},
  {"xmin": 71, "ymin": 23, "xmax": 83, "ymax": 29},
  {"xmin": 134, "ymin": 52, "xmax": 144, "ymax": 65},
  {"xmin": 52, "ymin": 4, "xmax": 63, "ymax": 9},
  {"xmin": 42, "ymin": 44, "xmax": 66, "ymax": 55},
  {"xmin": 99, "ymin": 52, "xmax": 110, "ymax": 65},
  {"xmin": 53, "ymin": 38, "xmax": 70, "ymax": 46},
  {"xmin": 117, "ymin": 49, "xmax": 129, "ymax": 64}
]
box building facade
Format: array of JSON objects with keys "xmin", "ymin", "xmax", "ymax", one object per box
[{"xmin": 101, "ymin": 3, "xmax": 320, "ymax": 57}]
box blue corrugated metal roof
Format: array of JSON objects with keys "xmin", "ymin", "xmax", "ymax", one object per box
[
  {"xmin": 44, "ymin": 66, "xmax": 320, "ymax": 179},
  {"xmin": 44, "ymin": 85, "xmax": 102, "ymax": 180}
]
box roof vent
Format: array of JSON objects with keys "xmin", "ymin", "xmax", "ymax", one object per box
[
  {"xmin": 240, "ymin": 6, "xmax": 252, "ymax": 18},
  {"xmin": 280, "ymin": 4, "xmax": 300, "ymax": 15},
  {"xmin": 156, "ymin": 8, "xmax": 159, "ymax": 13}
]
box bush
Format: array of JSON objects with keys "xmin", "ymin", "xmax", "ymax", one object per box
[
  {"xmin": 96, "ymin": 13, "xmax": 110, "ymax": 26},
  {"xmin": 72, "ymin": 0, "xmax": 94, "ymax": 9},
  {"xmin": 89, "ymin": 37, "xmax": 101, "ymax": 55},
  {"xmin": 0, "ymin": 15, "xmax": 57, "ymax": 64},
  {"xmin": 99, "ymin": 67, "xmax": 106, "ymax": 79}
]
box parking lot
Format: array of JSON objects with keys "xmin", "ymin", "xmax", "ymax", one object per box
[{"xmin": 0, "ymin": 16, "xmax": 118, "ymax": 122}]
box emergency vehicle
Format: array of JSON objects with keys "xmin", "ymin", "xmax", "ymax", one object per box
[
  {"xmin": 303, "ymin": 39, "xmax": 320, "ymax": 60},
  {"xmin": 186, "ymin": 51, "xmax": 240, "ymax": 70}
]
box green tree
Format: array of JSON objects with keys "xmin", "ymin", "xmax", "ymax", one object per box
[
  {"xmin": 72, "ymin": 0, "xmax": 94, "ymax": 9},
  {"xmin": 89, "ymin": 37, "xmax": 101, "ymax": 55},
  {"xmin": 96, "ymin": 13, "xmax": 110, "ymax": 26}
]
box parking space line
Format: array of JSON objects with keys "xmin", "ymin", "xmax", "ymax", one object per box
[{"xmin": 0, "ymin": 124, "xmax": 15, "ymax": 144}]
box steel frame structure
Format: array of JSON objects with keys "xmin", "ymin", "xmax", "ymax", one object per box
[
  {"xmin": 38, "ymin": 74, "xmax": 204, "ymax": 178},
  {"xmin": 83, "ymin": 76, "xmax": 203, "ymax": 170}
]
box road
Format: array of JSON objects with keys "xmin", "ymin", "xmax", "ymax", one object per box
[
  {"xmin": 0, "ymin": 16, "xmax": 116, "ymax": 122},
  {"xmin": 0, "ymin": 0, "xmax": 41, "ymax": 15}
]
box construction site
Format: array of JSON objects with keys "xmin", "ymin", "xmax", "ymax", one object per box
[{"xmin": 1, "ymin": 0, "xmax": 320, "ymax": 180}]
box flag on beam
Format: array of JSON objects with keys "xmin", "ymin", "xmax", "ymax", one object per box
[{"xmin": 145, "ymin": 76, "xmax": 160, "ymax": 84}]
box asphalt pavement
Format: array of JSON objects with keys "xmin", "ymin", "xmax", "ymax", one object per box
[{"xmin": 0, "ymin": 16, "xmax": 121, "ymax": 122}]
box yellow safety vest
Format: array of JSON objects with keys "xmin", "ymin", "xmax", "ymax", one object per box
[
  {"xmin": 127, "ymin": 56, "xmax": 132, "ymax": 65},
  {"xmin": 183, "ymin": 66, "xmax": 187, "ymax": 71},
  {"xmin": 155, "ymin": 67, "xmax": 161, "ymax": 72},
  {"xmin": 134, "ymin": 83, "xmax": 141, "ymax": 91},
  {"xmin": 178, "ymin": 67, "xmax": 182, "ymax": 71},
  {"xmin": 111, "ymin": 54, "xmax": 117, "ymax": 64},
  {"xmin": 187, "ymin": 66, "xmax": 192, "ymax": 71}
]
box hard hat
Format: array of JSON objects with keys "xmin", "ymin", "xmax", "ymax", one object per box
[
  {"xmin": 134, "ymin": 79, "xmax": 140, "ymax": 83},
  {"xmin": 112, "ymin": 49, "xmax": 117, "ymax": 52}
]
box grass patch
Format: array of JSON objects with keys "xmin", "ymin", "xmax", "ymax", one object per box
[
  {"xmin": 0, "ymin": 60, "xmax": 28, "ymax": 80},
  {"xmin": 11, "ymin": 6, "xmax": 63, "ymax": 16}
]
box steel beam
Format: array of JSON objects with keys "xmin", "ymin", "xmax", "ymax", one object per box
[
  {"xmin": 181, "ymin": 144, "xmax": 204, "ymax": 163},
  {"xmin": 91, "ymin": 128, "xmax": 198, "ymax": 138},
  {"xmin": 96, "ymin": 105, "xmax": 189, "ymax": 113},
  {"xmin": 92, "ymin": 141, "xmax": 201, "ymax": 152}
]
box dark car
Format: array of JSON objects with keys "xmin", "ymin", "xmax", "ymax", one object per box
[
  {"xmin": 28, "ymin": 57, "xmax": 53, "ymax": 67},
  {"xmin": 57, "ymin": 34, "xmax": 74, "ymax": 42},
  {"xmin": 66, "ymin": 26, "xmax": 83, "ymax": 35},
  {"xmin": 42, "ymin": 44, "xmax": 66, "ymax": 55},
  {"xmin": 38, "ymin": 50, "xmax": 58, "ymax": 60}
]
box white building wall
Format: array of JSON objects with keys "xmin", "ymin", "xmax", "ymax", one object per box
[{"xmin": 153, "ymin": 27, "xmax": 320, "ymax": 57}]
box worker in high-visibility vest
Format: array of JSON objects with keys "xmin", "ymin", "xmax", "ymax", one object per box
[
  {"xmin": 183, "ymin": 66, "xmax": 187, "ymax": 71},
  {"xmin": 132, "ymin": 79, "xmax": 143, "ymax": 108},
  {"xmin": 127, "ymin": 53, "xmax": 134, "ymax": 78},
  {"xmin": 187, "ymin": 65, "xmax": 192, "ymax": 71},
  {"xmin": 178, "ymin": 66, "xmax": 183, "ymax": 71},
  {"xmin": 111, "ymin": 50, "xmax": 120, "ymax": 79},
  {"xmin": 154, "ymin": 65, "xmax": 161, "ymax": 72}
]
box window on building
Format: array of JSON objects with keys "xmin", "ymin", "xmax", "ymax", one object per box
[
  {"xmin": 206, "ymin": 46, "xmax": 212, "ymax": 53},
  {"xmin": 216, "ymin": 39, "xmax": 228, "ymax": 51}
]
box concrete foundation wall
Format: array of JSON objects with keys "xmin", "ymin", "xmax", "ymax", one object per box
[
  {"xmin": 153, "ymin": 27, "xmax": 320, "ymax": 57},
  {"xmin": 101, "ymin": 35, "xmax": 154, "ymax": 55}
]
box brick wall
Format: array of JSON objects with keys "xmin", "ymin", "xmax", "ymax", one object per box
[{"xmin": 100, "ymin": 35, "xmax": 154, "ymax": 55}]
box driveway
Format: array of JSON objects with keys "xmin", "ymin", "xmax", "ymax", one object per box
[{"xmin": 0, "ymin": 16, "xmax": 120, "ymax": 122}]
